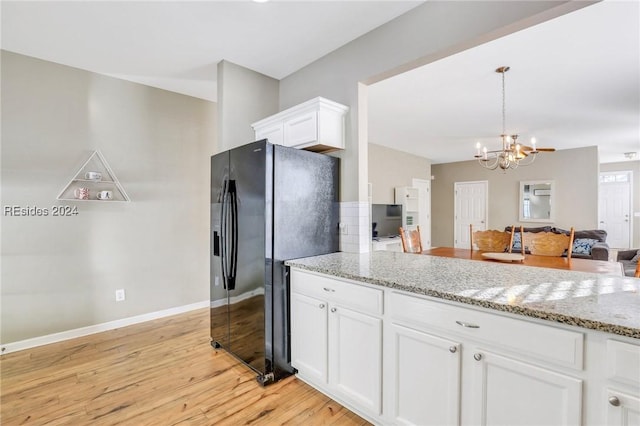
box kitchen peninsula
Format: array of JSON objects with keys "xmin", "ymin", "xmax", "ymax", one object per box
[{"xmin": 286, "ymin": 251, "xmax": 640, "ymax": 426}]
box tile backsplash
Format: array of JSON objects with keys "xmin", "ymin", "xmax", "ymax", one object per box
[{"xmin": 339, "ymin": 201, "xmax": 370, "ymax": 253}]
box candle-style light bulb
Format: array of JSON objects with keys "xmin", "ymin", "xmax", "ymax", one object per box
[
  {"xmin": 482, "ymin": 146, "xmax": 488, "ymax": 160},
  {"xmin": 531, "ymin": 137, "xmax": 537, "ymax": 151},
  {"xmin": 475, "ymin": 142, "xmax": 481, "ymax": 156}
]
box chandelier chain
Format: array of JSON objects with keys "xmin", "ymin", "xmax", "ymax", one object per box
[{"xmin": 501, "ymin": 69, "xmax": 506, "ymax": 136}]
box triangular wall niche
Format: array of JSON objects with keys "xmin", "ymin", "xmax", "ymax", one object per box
[{"xmin": 57, "ymin": 151, "xmax": 130, "ymax": 202}]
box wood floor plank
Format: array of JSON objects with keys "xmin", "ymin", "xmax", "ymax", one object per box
[{"xmin": 0, "ymin": 308, "xmax": 371, "ymax": 425}]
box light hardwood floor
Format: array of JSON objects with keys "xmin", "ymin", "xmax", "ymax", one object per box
[{"xmin": 0, "ymin": 308, "xmax": 370, "ymax": 425}]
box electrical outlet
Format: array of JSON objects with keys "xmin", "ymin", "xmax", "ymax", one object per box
[
  {"xmin": 115, "ymin": 289, "xmax": 125, "ymax": 302},
  {"xmin": 339, "ymin": 222, "xmax": 348, "ymax": 235}
]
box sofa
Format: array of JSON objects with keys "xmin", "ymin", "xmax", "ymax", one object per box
[
  {"xmin": 504, "ymin": 226, "xmax": 609, "ymax": 261},
  {"xmin": 616, "ymin": 249, "xmax": 640, "ymax": 277}
]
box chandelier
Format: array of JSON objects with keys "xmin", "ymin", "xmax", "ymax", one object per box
[{"xmin": 474, "ymin": 66, "xmax": 554, "ymax": 170}]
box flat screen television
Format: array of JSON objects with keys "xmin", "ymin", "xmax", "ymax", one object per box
[{"xmin": 371, "ymin": 204, "xmax": 402, "ymax": 239}]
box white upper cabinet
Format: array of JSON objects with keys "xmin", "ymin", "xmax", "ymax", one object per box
[
  {"xmin": 395, "ymin": 186, "xmax": 420, "ymax": 228},
  {"xmin": 252, "ymin": 97, "xmax": 349, "ymax": 153}
]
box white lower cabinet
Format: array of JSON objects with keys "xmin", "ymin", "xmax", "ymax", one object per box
[
  {"xmin": 385, "ymin": 291, "xmax": 584, "ymax": 426},
  {"xmin": 330, "ymin": 305, "xmax": 382, "ymax": 414},
  {"xmin": 385, "ymin": 323, "xmax": 461, "ymax": 426},
  {"xmin": 604, "ymin": 339, "xmax": 640, "ymax": 425},
  {"xmin": 385, "ymin": 325, "xmax": 582, "ymax": 426},
  {"xmin": 605, "ymin": 389, "xmax": 640, "ymax": 426},
  {"xmin": 289, "ymin": 268, "xmax": 639, "ymax": 426},
  {"xmin": 290, "ymin": 292, "xmax": 328, "ymax": 383},
  {"xmin": 290, "ymin": 269, "xmax": 383, "ymax": 420},
  {"xmin": 468, "ymin": 349, "xmax": 582, "ymax": 426}
]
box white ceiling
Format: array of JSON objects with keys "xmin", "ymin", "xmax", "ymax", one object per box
[
  {"xmin": 2, "ymin": 1, "xmax": 638, "ymax": 165},
  {"xmin": 1, "ymin": 0, "xmax": 422, "ymax": 101},
  {"xmin": 368, "ymin": 0, "xmax": 640, "ymax": 164}
]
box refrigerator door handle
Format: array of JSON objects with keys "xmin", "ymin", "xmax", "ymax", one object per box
[
  {"xmin": 227, "ymin": 180, "xmax": 238, "ymax": 290},
  {"xmin": 220, "ymin": 178, "xmax": 229, "ymax": 290}
]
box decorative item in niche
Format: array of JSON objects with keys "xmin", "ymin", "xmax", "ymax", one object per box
[
  {"xmin": 57, "ymin": 151, "xmax": 130, "ymax": 202},
  {"xmin": 519, "ymin": 180, "xmax": 554, "ymax": 223}
]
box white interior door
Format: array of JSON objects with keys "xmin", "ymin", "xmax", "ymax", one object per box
[
  {"xmin": 454, "ymin": 181, "xmax": 488, "ymax": 249},
  {"xmin": 412, "ymin": 178, "xmax": 431, "ymax": 249},
  {"xmin": 599, "ymin": 172, "xmax": 632, "ymax": 249}
]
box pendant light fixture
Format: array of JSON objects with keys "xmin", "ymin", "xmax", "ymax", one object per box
[{"xmin": 474, "ymin": 66, "xmax": 554, "ymax": 170}]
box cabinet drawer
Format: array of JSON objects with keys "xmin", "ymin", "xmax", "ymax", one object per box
[
  {"xmin": 389, "ymin": 291, "xmax": 584, "ymax": 369},
  {"xmin": 291, "ymin": 269, "xmax": 383, "ymax": 316},
  {"xmin": 607, "ymin": 340, "xmax": 640, "ymax": 387}
]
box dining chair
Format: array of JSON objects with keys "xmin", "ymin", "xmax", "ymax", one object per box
[
  {"xmin": 520, "ymin": 226, "xmax": 575, "ymax": 258},
  {"xmin": 635, "ymin": 259, "xmax": 640, "ymax": 278},
  {"xmin": 469, "ymin": 224, "xmax": 515, "ymax": 252},
  {"xmin": 399, "ymin": 226, "xmax": 423, "ymax": 253}
]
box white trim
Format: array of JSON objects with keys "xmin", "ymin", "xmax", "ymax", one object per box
[{"xmin": 0, "ymin": 300, "xmax": 209, "ymax": 355}]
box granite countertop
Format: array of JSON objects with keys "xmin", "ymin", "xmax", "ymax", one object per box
[{"xmin": 286, "ymin": 251, "xmax": 640, "ymax": 339}]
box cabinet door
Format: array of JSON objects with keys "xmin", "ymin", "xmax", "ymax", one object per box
[
  {"xmin": 284, "ymin": 111, "xmax": 317, "ymax": 147},
  {"xmin": 329, "ymin": 305, "xmax": 383, "ymax": 415},
  {"xmin": 606, "ymin": 389, "xmax": 640, "ymax": 426},
  {"xmin": 290, "ymin": 292, "xmax": 328, "ymax": 384},
  {"xmin": 255, "ymin": 123, "xmax": 284, "ymax": 146},
  {"xmin": 386, "ymin": 323, "xmax": 461, "ymax": 426},
  {"xmin": 469, "ymin": 350, "xmax": 582, "ymax": 426}
]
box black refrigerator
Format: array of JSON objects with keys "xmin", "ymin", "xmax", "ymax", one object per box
[{"xmin": 210, "ymin": 139, "xmax": 339, "ymax": 385}]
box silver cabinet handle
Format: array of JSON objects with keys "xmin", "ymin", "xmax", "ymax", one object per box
[
  {"xmin": 330, "ymin": 307, "xmax": 337, "ymax": 313},
  {"xmin": 319, "ymin": 304, "xmax": 325, "ymax": 309},
  {"xmin": 449, "ymin": 346, "xmax": 457, "ymax": 353},
  {"xmin": 323, "ymin": 287, "xmax": 335, "ymax": 292},
  {"xmin": 609, "ymin": 396, "xmax": 620, "ymax": 407},
  {"xmin": 473, "ymin": 353, "xmax": 483, "ymax": 361},
  {"xmin": 456, "ymin": 320, "xmax": 480, "ymax": 329}
]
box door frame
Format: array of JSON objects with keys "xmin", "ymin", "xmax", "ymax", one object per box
[
  {"xmin": 412, "ymin": 178, "xmax": 431, "ymax": 249},
  {"xmin": 454, "ymin": 180, "xmax": 489, "ymax": 248},
  {"xmin": 598, "ymin": 170, "xmax": 633, "ymax": 249}
]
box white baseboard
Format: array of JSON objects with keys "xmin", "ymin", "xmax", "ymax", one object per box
[{"xmin": 0, "ymin": 300, "xmax": 209, "ymax": 355}]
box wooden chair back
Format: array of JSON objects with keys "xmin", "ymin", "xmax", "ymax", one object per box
[
  {"xmin": 635, "ymin": 259, "xmax": 640, "ymax": 278},
  {"xmin": 399, "ymin": 226, "xmax": 423, "ymax": 253},
  {"xmin": 470, "ymin": 224, "xmax": 515, "ymax": 252},
  {"xmin": 520, "ymin": 226, "xmax": 575, "ymax": 258}
]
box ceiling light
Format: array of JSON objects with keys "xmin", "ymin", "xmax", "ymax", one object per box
[
  {"xmin": 253, "ymin": 0, "xmax": 269, "ymax": 3},
  {"xmin": 624, "ymin": 152, "xmax": 637, "ymax": 160},
  {"xmin": 474, "ymin": 66, "xmax": 555, "ymax": 171}
]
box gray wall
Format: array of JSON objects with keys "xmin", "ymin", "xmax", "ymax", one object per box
[
  {"xmin": 601, "ymin": 160, "xmax": 640, "ymax": 248},
  {"xmin": 368, "ymin": 143, "xmax": 431, "ymax": 204},
  {"xmin": 279, "ymin": 1, "xmax": 588, "ymax": 203},
  {"xmin": 1, "ymin": 51, "xmax": 216, "ymax": 343},
  {"xmin": 217, "ymin": 60, "xmax": 279, "ymax": 152},
  {"xmin": 431, "ymin": 146, "xmax": 599, "ymax": 247}
]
